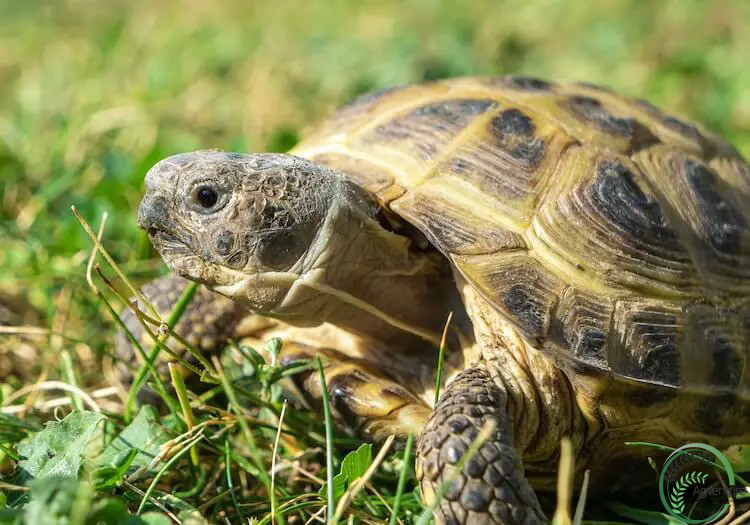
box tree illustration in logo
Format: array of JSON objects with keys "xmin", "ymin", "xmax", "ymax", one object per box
[
  {"xmin": 659, "ymin": 443, "xmax": 735, "ymax": 524},
  {"xmin": 669, "ymin": 471, "xmax": 708, "ymax": 514}
]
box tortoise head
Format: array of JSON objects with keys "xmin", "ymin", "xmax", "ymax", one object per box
[{"xmin": 138, "ymin": 150, "xmax": 374, "ymax": 313}]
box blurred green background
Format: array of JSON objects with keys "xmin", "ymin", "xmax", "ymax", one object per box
[{"xmin": 1, "ymin": 0, "xmax": 749, "ymax": 351}]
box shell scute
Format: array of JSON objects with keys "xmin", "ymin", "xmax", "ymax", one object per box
[
  {"xmin": 360, "ymin": 98, "xmax": 499, "ymax": 164},
  {"xmin": 531, "ymin": 147, "xmax": 699, "ymax": 297},
  {"xmin": 547, "ymin": 287, "xmax": 613, "ymax": 370},
  {"xmin": 634, "ymin": 147, "xmax": 750, "ymax": 295},
  {"xmin": 452, "ymin": 251, "xmax": 566, "ymax": 341},
  {"xmin": 610, "ymin": 300, "xmax": 683, "ymax": 387}
]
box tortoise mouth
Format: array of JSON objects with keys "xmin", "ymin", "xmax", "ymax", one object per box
[
  {"xmin": 146, "ymin": 227, "xmax": 209, "ymax": 279},
  {"xmin": 212, "ymin": 269, "xmax": 300, "ymax": 313},
  {"xmin": 147, "ymin": 229, "xmax": 298, "ymax": 312}
]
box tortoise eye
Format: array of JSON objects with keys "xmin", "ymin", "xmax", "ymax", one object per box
[{"xmin": 192, "ymin": 185, "xmax": 219, "ymax": 209}]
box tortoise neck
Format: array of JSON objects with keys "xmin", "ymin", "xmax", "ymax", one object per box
[
  {"xmin": 314, "ymin": 205, "xmax": 459, "ymax": 348},
  {"xmin": 277, "ymin": 199, "xmax": 461, "ymax": 349}
]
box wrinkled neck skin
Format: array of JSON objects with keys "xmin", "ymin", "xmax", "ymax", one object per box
[{"xmin": 215, "ymin": 199, "xmax": 462, "ymax": 351}]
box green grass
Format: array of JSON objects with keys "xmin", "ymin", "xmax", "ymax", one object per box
[{"xmin": 1, "ymin": 0, "xmax": 750, "ymax": 523}]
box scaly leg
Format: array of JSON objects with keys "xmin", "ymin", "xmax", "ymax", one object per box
[
  {"xmin": 417, "ymin": 367, "xmax": 547, "ymax": 525},
  {"xmin": 271, "ymin": 341, "xmax": 431, "ymax": 441}
]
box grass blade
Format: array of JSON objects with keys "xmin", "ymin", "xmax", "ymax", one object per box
[
  {"xmin": 433, "ymin": 312, "xmax": 453, "ymax": 406},
  {"xmin": 317, "ymin": 355, "xmax": 335, "ymax": 524},
  {"xmin": 225, "ymin": 437, "xmax": 243, "ymax": 522},
  {"xmin": 388, "ymin": 432, "xmax": 414, "ymax": 525},
  {"xmin": 125, "ymin": 280, "xmax": 199, "ymax": 421},
  {"xmin": 212, "ymin": 356, "xmax": 273, "ymax": 491},
  {"xmin": 136, "ymin": 432, "xmax": 204, "ymax": 514}
]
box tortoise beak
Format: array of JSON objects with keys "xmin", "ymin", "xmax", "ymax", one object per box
[
  {"xmin": 138, "ymin": 194, "xmax": 189, "ymax": 256},
  {"xmin": 138, "ymin": 194, "xmax": 170, "ymax": 236}
]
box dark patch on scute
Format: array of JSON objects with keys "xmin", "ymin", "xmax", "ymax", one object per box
[
  {"xmin": 564, "ymin": 356, "xmax": 606, "ymax": 376},
  {"xmin": 380, "ymin": 384, "xmax": 417, "ymax": 401},
  {"xmin": 573, "ymin": 328, "xmax": 607, "ymax": 364},
  {"xmin": 567, "ymin": 96, "xmax": 659, "ymax": 151},
  {"xmin": 396, "ymin": 190, "xmax": 526, "ymax": 255},
  {"xmin": 709, "ymin": 338, "xmax": 743, "ymax": 389},
  {"xmin": 592, "ymin": 160, "xmax": 681, "ymax": 249},
  {"xmin": 326, "ymin": 371, "xmax": 368, "ymax": 427},
  {"xmin": 497, "ymin": 75, "xmax": 555, "ymax": 91},
  {"xmin": 633, "ymin": 97, "xmax": 661, "ymax": 116},
  {"xmin": 411, "ymin": 98, "xmax": 497, "ymax": 119},
  {"xmin": 370, "ymin": 98, "xmax": 498, "ymax": 161},
  {"xmin": 509, "ymin": 141, "xmax": 546, "ymax": 165},
  {"xmin": 569, "ymin": 96, "xmax": 630, "ymax": 134},
  {"xmin": 487, "ymin": 109, "xmax": 545, "ymax": 167},
  {"xmin": 694, "ymin": 394, "xmax": 738, "ymax": 434},
  {"xmin": 638, "ymin": 339, "xmax": 681, "ymax": 386},
  {"xmin": 614, "ymin": 303, "xmax": 684, "ymax": 387},
  {"xmin": 490, "ymin": 109, "xmax": 535, "ymax": 137},
  {"xmin": 574, "ymin": 81, "xmax": 613, "ymax": 93},
  {"xmin": 663, "ymin": 116, "xmax": 703, "ymax": 143},
  {"xmin": 503, "ymin": 285, "xmax": 545, "ymax": 336},
  {"xmin": 684, "ymin": 159, "xmax": 747, "ymax": 254}
]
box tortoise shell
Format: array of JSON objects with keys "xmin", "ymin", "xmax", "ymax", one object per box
[{"xmin": 291, "ymin": 75, "xmax": 750, "ymax": 398}]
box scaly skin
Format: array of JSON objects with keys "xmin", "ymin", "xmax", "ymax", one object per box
[{"xmin": 417, "ymin": 368, "xmax": 546, "ymax": 525}]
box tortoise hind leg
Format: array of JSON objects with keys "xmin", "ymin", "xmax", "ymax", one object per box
[
  {"xmin": 272, "ymin": 341, "xmax": 432, "ymax": 442},
  {"xmin": 417, "ymin": 367, "xmax": 546, "ymax": 525}
]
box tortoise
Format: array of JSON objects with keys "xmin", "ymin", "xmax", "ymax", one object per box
[{"xmin": 125, "ymin": 75, "xmax": 750, "ymax": 524}]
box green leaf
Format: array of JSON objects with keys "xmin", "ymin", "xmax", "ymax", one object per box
[
  {"xmin": 340, "ymin": 443, "xmax": 372, "ymax": 482},
  {"xmin": 607, "ymin": 502, "xmax": 686, "ymax": 525},
  {"xmin": 92, "ymin": 449, "xmax": 138, "ymax": 491},
  {"xmin": 98, "ymin": 406, "xmax": 172, "ymax": 476},
  {"xmin": 23, "ymin": 477, "xmax": 82, "ymax": 525},
  {"xmin": 0, "ymin": 508, "xmax": 22, "ymax": 525},
  {"xmin": 318, "ymin": 471, "xmax": 348, "ymax": 501},
  {"xmin": 17, "ymin": 411, "xmax": 106, "ymax": 484},
  {"xmin": 318, "ymin": 444, "xmax": 372, "ymax": 501},
  {"xmin": 85, "ymin": 497, "xmax": 130, "ymax": 523}
]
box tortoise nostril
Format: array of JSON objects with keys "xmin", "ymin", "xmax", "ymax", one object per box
[{"xmin": 138, "ymin": 196, "xmax": 169, "ymax": 232}]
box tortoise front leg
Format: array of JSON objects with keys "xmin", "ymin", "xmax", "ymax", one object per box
[
  {"xmin": 417, "ymin": 367, "xmax": 546, "ymax": 525},
  {"xmin": 273, "ymin": 342, "xmax": 432, "ymax": 442}
]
